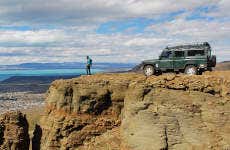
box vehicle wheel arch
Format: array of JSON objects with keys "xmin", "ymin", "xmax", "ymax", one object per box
[
  {"xmin": 143, "ymin": 64, "xmax": 155, "ymax": 68},
  {"xmin": 184, "ymin": 64, "xmax": 197, "ymax": 70}
]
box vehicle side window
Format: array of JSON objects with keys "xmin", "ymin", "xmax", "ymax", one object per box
[
  {"xmin": 161, "ymin": 51, "xmax": 173, "ymax": 59},
  {"xmin": 187, "ymin": 50, "xmax": 204, "ymax": 56},
  {"xmin": 174, "ymin": 51, "xmax": 184, "ymax": 57}
]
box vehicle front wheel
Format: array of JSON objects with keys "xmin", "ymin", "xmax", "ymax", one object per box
[
  {"xmin": 144, "ymin": 65, "xmax": 155, "ymax": 76},
  {"xmin": 184, "ymin": 65, "xmax": 197, "ymax": 75}
]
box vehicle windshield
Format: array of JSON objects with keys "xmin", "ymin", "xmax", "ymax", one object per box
[
  {"xmin": 208, "ymin": 49, "xmax": 211, "ymax": 56},
  {"xmin": 160, "ymin": 51, "xmax": 172, "ymax": 59}
]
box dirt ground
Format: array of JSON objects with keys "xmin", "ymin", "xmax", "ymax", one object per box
[{"xmin": 204, "ymin": 70, "xmax": 230, "ymax": 80}]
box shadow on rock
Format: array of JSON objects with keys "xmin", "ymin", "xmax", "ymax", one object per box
[{"xmin": 32, "ymin": 124, "xmax": 42, "ymax": 150}]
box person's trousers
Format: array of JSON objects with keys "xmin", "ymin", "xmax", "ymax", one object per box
[{"xmin": 86, "ymin": 65, "xmax": 91, "ymax": 75}]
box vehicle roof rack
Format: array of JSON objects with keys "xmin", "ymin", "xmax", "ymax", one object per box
[{"xmin": 165, "ymin": 42, "xmax": 211, "ymax": 51}]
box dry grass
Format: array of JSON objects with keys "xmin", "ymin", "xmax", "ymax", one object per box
[{"xmin": 204, "ymin": 71, "xmax": 230, "ymax": 80}]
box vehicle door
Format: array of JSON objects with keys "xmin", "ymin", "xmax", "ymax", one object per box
[
  {"xmin": 173, "ymin": 50, "xmax": 185, "ymax": 70},
  {"xmin": 158, "ymin": 50, "xmax": 174, "ymax": 70}
]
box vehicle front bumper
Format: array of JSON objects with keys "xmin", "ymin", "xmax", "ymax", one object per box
[{"xmin": 197, "ymin": 64, "xmax": 208, "ymax": 71}]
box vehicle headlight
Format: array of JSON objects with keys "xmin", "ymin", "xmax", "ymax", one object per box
[
  {"xmin": 155, "ymin": 64, "xmax": 159, "ymax": 68},
  {"xmin": 199, "ymin": 64, "xmax": 205, "ymax": 68}
]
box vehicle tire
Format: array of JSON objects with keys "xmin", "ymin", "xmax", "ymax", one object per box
[
  {"xmin": 143, "ymin": 65, "xmax": 155, "ymax": 76},
  {"xmin": 184, "ymin": 65, "xmax": 197, "ymax": 75},
  {"xmin": 198, "ymin": 70, "xmax": 203, "ymax": 75},
  {"xmin": 209, "ymin": 55, "xmax": 216, "ymax": 67},
  {"xmin": 207, "ymin": 67, "xmax": 213, "ymax": 71}
]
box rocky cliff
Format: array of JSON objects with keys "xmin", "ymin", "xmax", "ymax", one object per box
[
  {"xmin": 0, "ymin": 111, "xmax": 30, "ymax": 150},
  {"xmin": 39, "ymin": 73, "xmax": 229, "ymax": 150},
  {"xmin": 0, "ymin": 73, "xmax": 229, "ymax": 150}
]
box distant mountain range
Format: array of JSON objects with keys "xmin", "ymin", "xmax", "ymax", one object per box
[{"xmin": 0, "ymin": 62, "xmax": 136, "ymax": 70}]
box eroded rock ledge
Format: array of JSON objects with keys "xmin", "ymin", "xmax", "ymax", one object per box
[
  {"xmin": 0, "ymin": 73, "xmax": 229, "ymax": 150},
  {"xmin": 40, "ymin": 73, "xmax": 229, "ymax": 150}
]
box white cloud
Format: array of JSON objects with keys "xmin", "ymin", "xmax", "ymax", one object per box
[
  {"xmin": 0, "ymin": 19, "xmax": 229, "ymax": 64},
  {"xmin": 0, "ymin": 0, "xmax": 221, "ymax": 25},
  {"xmin": 207, "ymin": 0, "xmax": 230, "ymax": 18},
  {"xmin": 148, "ymin": 18, "xmax": 230, "ymax": 41},
  {"xmin": 0, "ymin": 30, "xmax": 66, "ymax": 44},
  {"xmin": 124, "ymin": 38, "xmax": 168, "ymax": 47},
  {"xmin": 0, "ymin": 0, "xmax": 229, "ymax": 64}
]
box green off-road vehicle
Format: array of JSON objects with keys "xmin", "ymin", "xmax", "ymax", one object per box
[{"xmin": 142, "ymin": 42, "xmax": 216, "ymax": 76}]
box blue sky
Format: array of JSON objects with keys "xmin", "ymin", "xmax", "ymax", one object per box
[
  {"xmin": 0, "ymin": 0, "xmax": 229, "ymax": 64},
  {"xmin": 97, "ymin": 10, "xmax": 186, "ymax": 34}
]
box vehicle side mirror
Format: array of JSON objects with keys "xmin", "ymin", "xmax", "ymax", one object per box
[{"xmin": 159, "ymin": 56, "xmax": 162, "ymax": 60}]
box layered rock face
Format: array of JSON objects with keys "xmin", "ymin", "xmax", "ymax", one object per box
[
  {"xmin": 0, "ymin": 111, "xmax": 30, "ymax": 150},
  {"xmin": 39, "ymin": 74, "xmax": 136, "ymax": 149},
  {"xmin": 39, "ymin": 73, "xmax": 230, "ymax": 150}
]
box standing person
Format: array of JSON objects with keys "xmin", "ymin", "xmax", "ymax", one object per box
[{"xmin": 86, "ymin": 56, "xmax": 92, "ymax": 75}]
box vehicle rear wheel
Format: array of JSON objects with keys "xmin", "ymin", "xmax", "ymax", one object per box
[
  {"xmin": 207, "ymin": 67, "xmax": 213, "ymax": 71},
  {"xmin": 184, "ymin": 65, "xmax": 197, "ymax": 75},
  {"xmin": 144, "ymin": 65, "xmax": 155, "ymax": 76}
]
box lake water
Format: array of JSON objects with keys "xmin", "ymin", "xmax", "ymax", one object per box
[{"xmin": 0, "ymin": 68, "xmax": 103, "ymax": 81}]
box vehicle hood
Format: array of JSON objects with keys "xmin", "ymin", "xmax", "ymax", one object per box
[{"xmin": 142, "ymin": 59, "xmax": 158, "ymax": 64}]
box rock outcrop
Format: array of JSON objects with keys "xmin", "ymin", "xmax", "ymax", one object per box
[
  {"xmin": 39, "ymin": 73, "xmax": 230, "ymax": 150},
  {"xmin": 0, "ymin": 111, "xmax": 30, "ymax": 150},
  {"xmin": 39, "ymin": 73, "xmax": 134, "ymax": 149},
  {"xmin": 0, "ymin": 73, "xmax": 229, "ymax": 150}
]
